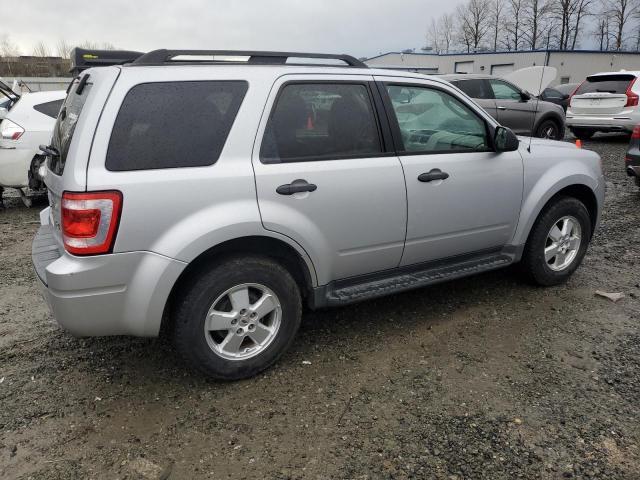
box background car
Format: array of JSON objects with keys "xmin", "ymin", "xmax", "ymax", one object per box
[
  {"xmin": 625, "ymin": 124, "xmax": 640, "ymax": 187},
  {"xmin": 0, "ymin": 89, "xmax": 66, "ymax": 206},
  {"xmin": 540, "ymin": 83, "xmax": 579, "ymax": 112},
  {"xmin": 441, "ymin": 74, "xmax": 566, "ymax": 140},
  {"xmin": 567, "ymin": 71, "xmax": 640, "ymax": 139}
]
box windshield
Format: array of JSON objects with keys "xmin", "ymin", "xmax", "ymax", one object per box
[
  {"xmin": 575, "ymin": 75, "xmax": 635, "ymax": 95},
  {"xmin": 49, "ymin": 76, "xmax": 92, "ymax": 175}
]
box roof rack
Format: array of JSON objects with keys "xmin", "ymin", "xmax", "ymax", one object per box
[
  {"xmin": 70, "ymin": 47, "xmax": 144, "ymax": 74},
  {"xmin": 131, "ymin": 49, "xmax": 368, "ymax": 68}
]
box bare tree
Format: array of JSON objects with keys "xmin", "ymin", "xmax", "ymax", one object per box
[
  {"xmin": 428, "ymin": 18, "xmax": 443, "ymax": 53},
  {"xmin": 0, "ymin": 34, "xmax": 21, "ymax": 57},
  {"xmin": 522, "ymin": 0, "xmax": 551, "ymax": 49},
  {"xmin": 593, "ymin": 13, "xmax": 613, "ymax": 50},
  {"xmin": 504, "ymin": 0, "xmax": 526, "ymax": 50},
  {"xmin": 79, "ymin": 41, "xmax": 116, "ymax": 50},
  {"xmin": 56, "ymin": 39, "xmax": 72, "ymax": 59},
  {"xmin": 488, "ymin": 0, "xmax": 506, "ymax": 50},
  {"xmin": 607, "ymin": 0, "xmax": 639, "ymax": 50},
  {"xmin": 439, "ymin": 13, "xmax": 456, "ymax": 53},
  {"xmin": 457, "ymin": 0, "xmax": 491, "ymax": 52},
  {"xmin": 570, "ymin": 0, "xmax": 592, "ymax": 49},
  {"xmin": 32, "ymin": 41, "xmax": 51, "ymax": 57}
]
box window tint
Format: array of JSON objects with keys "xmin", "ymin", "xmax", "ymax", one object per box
[
  {"xmin": 386, "ymin": 85, "xmax": 488, "ymax": 153},
  {"xmin": 106, "ymin": 81, "xmax": 247, "ymax": 171},
  {"xmin": 50, "ymin": 77, "xmax": 92, "ymax": 175},
  {"xmin": 260, "ymin": 83, "xmax": 381, "ymax": 163},
  {"xmin": 542, "ymin": 88, "xmax": 563, "ymax": 100},
  {"xmin": 489, "ymin": 80, "xmax": 522, "ymax": 100},
  {"xmin": 452, "ymin": 79, "xmax": 492, "ymax": 99},
  {"xmin": 33, "ymin": 99, "xmax": 64, "ymax": 118},
  {"xmin": 575, "ymin": 75, "xmax": 635, "ymax": 95}
]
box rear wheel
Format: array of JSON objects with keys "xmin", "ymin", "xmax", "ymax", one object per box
[
  {"xmin": 173, "ymin": 256, "xmax": 302, "ymax": 380},
  {"xmin": 536, "ymin": 119, "xmax": 563, "ymax": 140},
  {"xmin": 570, "ymin": 128, "xmax": 595, "ymax": 140},
  {"xmin": 520, "ymin": 197, "xmax": 591, "ymax": 286}
]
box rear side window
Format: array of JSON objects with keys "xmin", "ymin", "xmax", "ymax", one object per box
[
  {"xmin": 575, "ymin": 75, "xmax": 635, "ymax": 95},
  {"xmin": 260, "ymin": 83, "xmax": 382, "ymax": 163},
  {"xmin": 50, "ymin": 77, "xmax": 92, "ymax": 176},
  {"xmin": 33, "ymin": 99, "xmax": 64, "ymax": 118},
  {"xmin": 106, "ymin": 81, "xmax": 247, "ymax": 171},
  {"xmin": 451, "ymin": 79, "xmax": 493, "ymax": 99}
]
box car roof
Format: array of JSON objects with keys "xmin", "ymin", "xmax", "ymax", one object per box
[
  {"xmin": 439, "ymin": 74, "xmax": 494, "ymax": 81},
  {"xmin": 588, "ymin": 70, "xmax": 640, "ymax": 78}
]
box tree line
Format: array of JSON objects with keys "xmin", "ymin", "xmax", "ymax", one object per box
[
  {"xmin": 428, "ymin": 0, "xmax": 640, "ymax": 53},
  {"xmin": 0, "ymin": 35, "xmax": 116, "ymax": 59}
]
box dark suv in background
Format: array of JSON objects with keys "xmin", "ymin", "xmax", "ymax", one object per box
[
  {"xmin": 441, "ymin": 74, "xmax": 566, "ymax": 140},
  {"xmin": 626, "ymin": 124, "xmax": 640, "ymax": 187}
]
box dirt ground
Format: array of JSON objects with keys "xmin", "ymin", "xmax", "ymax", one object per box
[{"xmin": 1, "ymin": 134, "xmax": 639, "ymax": 480}]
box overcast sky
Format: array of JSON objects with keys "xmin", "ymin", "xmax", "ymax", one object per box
[{"xmin": 6, "ymin": 0, "xmax": 464, "ymax": 59}]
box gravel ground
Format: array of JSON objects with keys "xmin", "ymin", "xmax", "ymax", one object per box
[{"xmin": 1, "ymin": 133, "xmax": 639, "ymax": 479}]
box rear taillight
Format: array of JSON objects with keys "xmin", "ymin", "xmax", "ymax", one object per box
[
  {"xmin": 568, "ymin": 81, "xmax": 584, "ymax": 107},
  {"xmin": 625, "ymin": 78, "xmax": 639, "ymax": 107},
  {"xmin": 0, "ymin": 119, "xmax": 25, "ymax": 140},
  {"xmin": 632, "ymin": 125, "xmax": 640, "ymax": 139},
  {"xmin": 61, "ymin": 191, "xmax": 122, "ymax": 255}
]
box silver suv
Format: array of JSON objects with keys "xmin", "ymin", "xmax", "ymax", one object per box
[{"xmin": 33, "ymin": 49, "xmax": 605, "ymax": 380}]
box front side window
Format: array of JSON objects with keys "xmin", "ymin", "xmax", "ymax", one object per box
[
  {"xmin": 489, "ymin": 80, "xmax": 522, "ymax": 100},
  {"xmin": 386, "ymin": 85, "xmax": 488, "ymax": 153},
  {"xmin": 106, "ymin": 81, "xmax": 247, "ymax": 171},
  {"xmin": 452, "ymin": 79, "xmax": 492, "ymax": 100},
  {"xmin": 260, "ymin": 83, "xmax": 382, "ymax": 163}
]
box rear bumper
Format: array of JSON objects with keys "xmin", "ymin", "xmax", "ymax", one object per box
[
  {"xmin": 32, "ymin": 213, "xmax": 187, "ymax": 337},
  {"xmin": 566, "ymin": 114, "xmax": 637, "ymax": 132}
]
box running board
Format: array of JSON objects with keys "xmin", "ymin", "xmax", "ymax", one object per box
[{"xmin": 312, "ymin": 252, "xmax": 513, "ymax": 308}]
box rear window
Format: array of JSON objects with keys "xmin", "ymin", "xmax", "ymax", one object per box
[
  {"xmin": 575, "ymin": 75, "xmax": 636, "ymax": 95},
  {"xmin": 33, "ymin": 99, "xmax": 64, "ymax": 119},
  {"xmin": 50, "ymin": 76, "xmax": 92, "ymax": 176},
  {"xmin": 106, "ymin": 81, "xmax": 247, "ymax": 171}
]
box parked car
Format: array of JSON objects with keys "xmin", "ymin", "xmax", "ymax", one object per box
[
  {"xmin": 540, "ymin": 83, "xmax": 579, "ymax": 112},
  {"xmin": 625, "ymin": 124, "xmax": 640, "ymax": 187},
  {"xmin": 440, "ymin": 74, "xmax": 566, "ymax": 140},
  {"xmin": 33, "ymin": 49, "xmax": 604, "ymax": 380},
  {"xmin": 0, "ymin": 89, "xmax": 66, "ymax": 206},
  {"xmin": 567, "ymin": 71, "xmax": 640, "ymax": 139}
]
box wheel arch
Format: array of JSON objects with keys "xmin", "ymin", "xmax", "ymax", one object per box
[
  {"xmin": 160, "ymin": 235, "xmax": 316, "ymax": 336},
  {"xmin": 534, "ymin": 111, "xmax": 564, "ymax": 138}
]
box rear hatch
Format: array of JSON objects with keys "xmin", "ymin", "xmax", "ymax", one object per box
[
  {"xmin": 44, "ymin": 67, "xmax": 120, "ymax": 248},
  {"xmin": 570, "ymin": 74, "xmax": 637, "ymax": 115}
]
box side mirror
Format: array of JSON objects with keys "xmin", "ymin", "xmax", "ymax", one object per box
[
  {"xmin": 520, "ymin": 91, "xmax": 531, "ymax": 102},
  {"xmin": 494, "ymin": 126, "xmax": 519, "ymax": 152},
  {"xmin": 0, "ymin": 107, "xmax": 7, "ymax": 120}
]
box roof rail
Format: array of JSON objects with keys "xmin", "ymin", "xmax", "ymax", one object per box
[
  {"xmin": 131, "ymin": 49, "xmax": 368, "ymax": 68},
  {"xmin": 70, "ymin": 48, "xmax": 144, "ymax": 74}
]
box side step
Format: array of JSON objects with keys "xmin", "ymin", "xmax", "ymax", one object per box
[{"xmin": 313, "ymin": 252, "xmax": 513, "ymax": 308}]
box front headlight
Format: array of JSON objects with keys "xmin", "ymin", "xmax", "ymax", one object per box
[{"xmin": 0, "ymin": 119, "xmax": 25, "ymax": 140}]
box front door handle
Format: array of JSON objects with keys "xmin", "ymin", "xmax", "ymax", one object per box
[
  {"xmin": 418, "ymin": 169, "xmax": 449, "ymax": 183},
  {"xmin": 276, "ymin": 180, "xmax": 318, "ymax": 195},
  {"xmin": 497, "ymin": 106, "xmax": 507, "ymax": 110}
]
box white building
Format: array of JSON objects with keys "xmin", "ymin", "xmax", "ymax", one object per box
[{"xmin": 365, "ymin": 50, "xmax": 640, "ymax": 85}]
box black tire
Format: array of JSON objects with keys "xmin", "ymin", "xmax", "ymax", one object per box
[
  {"xmin": 520, "ymin": 196, "xmax": 592, "ymax": 286},
  {"xmin": 173, "ymin": 255, "xmax": 302, "ymax": 380},
  {"xmin": 570, "ymin": 128, "xmax": 595, "ymax": 140},
  {"xmin": 536, "ymin": 119, "xmax": 563, "ymax": 140}
]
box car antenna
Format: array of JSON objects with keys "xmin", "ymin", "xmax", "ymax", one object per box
[{"xmin": 527, "ymin": 65, "xmax": 547, "ymax": 153}]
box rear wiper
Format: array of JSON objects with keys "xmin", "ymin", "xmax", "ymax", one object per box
[
  {"xmin": 595, "ymin": 89, "xmax": 617, "ymax": 93},
  {"xmin": 39, "ymin": 144, "xmax": 59, "ymax": 157}
]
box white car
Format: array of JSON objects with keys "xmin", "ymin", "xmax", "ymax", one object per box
[
  {"xmin": 0, "ymin": 88, "xmax": 66, "ymax": 206},
  {"xmin": 567, "ymin": 71, "xmax": 640, "ymax": 139}
]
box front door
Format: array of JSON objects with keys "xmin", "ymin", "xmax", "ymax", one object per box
[
  {"xmin": 252, "ymin": 77, "xmax": 407, "ymax": 285},
  {"xmin": 377, "ymin": 78, "xmax": 524, "ymax": 266},
  {"xmin": 489, "ymin": 78, "xmax": 537, "ymax": 134}
]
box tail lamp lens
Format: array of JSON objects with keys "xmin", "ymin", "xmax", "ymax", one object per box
[
  {"xmin": 61, "ymin": 191, "xmax": 122, "ymax": 255},
  {"xmin": 626, "ymin": 78, "xmax": 639, "ymax": 107},
  {"xmin": 632, "ymin": 125, "xmax": 640, "ymax": 140},
  {"xmin": 0, "ymin": 119, "xmax": 25, "ymax": 140}
]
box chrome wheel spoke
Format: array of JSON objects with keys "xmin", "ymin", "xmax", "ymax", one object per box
[
  {"xmin": 549, "ymin": 224, "xmax": 563, "ymax": 242},
  {"xmin": 220, "ymin": 331, "xmax": 244, "ymax": 355},
  {"xmin": 568, "ymin": 235, "xmax": 581, "ymax": 250},
  {"xmin": 545, "ymin": 243, "xmax": 559, "ymax": 262},
  {"xmin": 561, "ymin": 218, "xmax": 571, "ymax": 236},
  {"xmin": 248, "ymin": 323, "xmax": 272, "ymax": 345},
  {"xmin": 229, "ymin": 287, "xmax": 250, "ymax": 312},
  {"xmin": 251, "ymin": 293, "xmax": 276, "ymax": 320},
  {"xmin": 205, "ymin": 310, "xmax": 236, "ymax": 331}
]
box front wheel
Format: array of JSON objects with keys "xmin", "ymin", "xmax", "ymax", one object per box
[
  {"xmin": 536, "ymin": 120, "xmax": 563, "ymax": 140},
  {"xmin": 173, "ymin": 256, "xmax": 302, "ymax": 380},
  {"xmin": 520, "ymin": 197, "xmax": 592, "ymax": 286}
]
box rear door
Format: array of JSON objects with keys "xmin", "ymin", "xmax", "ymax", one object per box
[
  {"xmin": 570, "ymin": 74, "xmax": 636, "ymax": 115},
  {"xmin": 489, "ymin": 78, "xmax": 536, "ymax": 134},
  {"xmin": 252, "ymin": 75, "xmax": 407, "ymax": 284}
]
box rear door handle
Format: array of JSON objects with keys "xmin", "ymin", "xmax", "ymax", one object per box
[
  {"xmin": 276, "ymin": 180, "xmax": 317, "ymax": 195},
  {"xmin": 497, "ymin": 106, "xmax": 507, "ymax": 110},
  {"xmin": 418, "ymin": 169, "xmax": 449, "ymax": 183}
]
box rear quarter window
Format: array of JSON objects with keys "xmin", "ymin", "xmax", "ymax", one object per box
[
  {"xmin": 106, "ymin": 81, "xmax": 247, "ymax": 171},
  {"xmin": 33, "ymin": 99, "xmax": 64, "ymax": 119}
]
